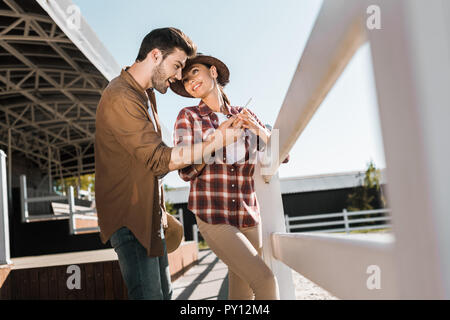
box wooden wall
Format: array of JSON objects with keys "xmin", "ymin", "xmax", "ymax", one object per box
[{"xmin": 0, "ymin": 241, "xmax": 198, "ymax": 300}]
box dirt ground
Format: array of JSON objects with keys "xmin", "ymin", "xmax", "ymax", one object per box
[{"xmin": 292, "ymin": 270, "xmax": 338, "ymax": 300}]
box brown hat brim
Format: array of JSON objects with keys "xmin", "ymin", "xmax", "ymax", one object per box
[
  {"xmin": 164, "ymin": 213, "xmax": 184, "ymax": 253},
  {"xmin": 170, "ymin": 54, "xmax": 230, "ymax": 98}
]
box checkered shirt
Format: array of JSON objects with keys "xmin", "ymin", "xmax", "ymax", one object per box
[{"xmin": 173, "ymin": 101, "xmax": 267, "ymax": 228}]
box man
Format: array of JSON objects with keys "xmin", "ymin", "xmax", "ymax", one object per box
[{"xmin": 95, "ymin": 27, "xmax": 243, "ymax": 300}]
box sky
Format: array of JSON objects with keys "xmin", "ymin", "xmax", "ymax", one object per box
[{"xmin": 73, "ymin": 0, "xmax": 386, "ymax": 188}]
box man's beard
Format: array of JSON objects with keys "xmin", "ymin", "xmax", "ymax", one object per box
[{"xmin": 151, "ymin": 63, "xmax": 170, "ymax": 94}]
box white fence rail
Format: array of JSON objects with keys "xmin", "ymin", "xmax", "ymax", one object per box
[
  {"xmin": 285, "ymin": 208, "xmax": 391, "ymax": 234},
  {"xmin": 20, "ymin": 174, "xmax": 99, "ymax": 235},
  {"xmin": 256, "ymin": 0, "xmax": 450, "ymax": 299}
]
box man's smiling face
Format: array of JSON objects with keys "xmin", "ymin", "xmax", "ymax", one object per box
[{"xmin": 151, "ymin": 48, "xmax": 187, "ymax": 94}]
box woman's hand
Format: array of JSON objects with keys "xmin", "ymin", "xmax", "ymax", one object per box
[
  {"xmin": 235, "ymin": 109, "xmax": 270, "ymax": 144},
  {"xmin": 209, "ymin": 115, "xmax": 245, "ymax": 149}
]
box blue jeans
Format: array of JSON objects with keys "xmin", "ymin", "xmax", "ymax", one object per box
[{"xmin": 110, "ymin": 226, "xmax": 173, "ymax": 300}]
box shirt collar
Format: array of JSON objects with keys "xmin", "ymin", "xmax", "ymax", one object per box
[{"xmin": 120, "ymin": 67, "xmax": 150, "ymax": 101}]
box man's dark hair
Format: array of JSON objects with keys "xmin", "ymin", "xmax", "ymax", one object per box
[{"xmin": 136, "ymin": 27, "xmax": 197, "ymax": 62}]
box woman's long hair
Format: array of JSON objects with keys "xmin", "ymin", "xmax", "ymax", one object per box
[
  {"xmin": 203, "ymin": 63, "xmax": 230, "ymax": 113},
  {"xmin": 213, "ymin": 74, "xmax": 230, "ymax": 114}
]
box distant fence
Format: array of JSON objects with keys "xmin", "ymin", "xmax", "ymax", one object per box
[
  {"xmin": 285, "ymin": 208, "xmax": 391, "ymax": 234},
  {"xmin": 20, "ymin": 175, "xmax": 99, "ymax": 235}
]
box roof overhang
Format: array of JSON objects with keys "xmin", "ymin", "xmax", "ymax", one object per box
[{"xmin": 0, "ymin": 0, "xmax": 120, "ymax": 179}]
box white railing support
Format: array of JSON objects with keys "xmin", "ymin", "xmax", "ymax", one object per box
[
  {"xmin": 20, "ymin": 174, "xmax": 28, "ymax": 223},
  {"xmin": 266, "ymin": 0, "xmax": 367, "ymax": 180},
  {"xmin": 254, "ymin": 168, "xmax": 296, "ymax": 300},
  {"xmin": 0, "ymin": 150, "xmax": 11, "ymax": 265},
  {"xmin": 368, "ymin": 0, "xmax": 450, "ymax": 298},
  {"xmin": 192, "ymin": 224, "xmax": 198, "ymax": 244},
  {"xmin": 271, "ymin": 232, "xmax": 398, "ymax": 299},
  {"xmin": 343, "ymin": 209, "xmax": 350, "ymax": 234},
  {"xmin": 285, "ymin": 208, "xmax": 391, "ymax": 233},
  {"xmin": 178, "ymin": 208, "xmax": 184, "ymax": 229},
  {"xmin": 68, "ymin": 186, "xmax": 76, "ymax": 235},
  {"xmin": 19, "ymin": 175, "xmax": 99, "ymax": 234}
]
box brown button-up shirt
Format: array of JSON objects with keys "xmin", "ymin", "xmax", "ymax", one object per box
[{"xmin": 95, "ymin": 68, "xmax": 172, "ymax": 257}]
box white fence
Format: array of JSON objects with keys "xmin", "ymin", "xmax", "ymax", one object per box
[
  {"xmin": 256, "ymin": 0, "xmax": 450, "ymax": 299},
  {"xmin": 20, "ymin": 174, "xmax": 99, "ymax": 235},
  {"xmin": 285, "ymin": 208, "xmax": 391, "ymax": 234}
]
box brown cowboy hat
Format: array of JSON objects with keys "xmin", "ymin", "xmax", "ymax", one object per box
[
  {"xmin": 170, "ymin": 53, "xmax": 230, "ymax": 98},
  {"xmin": 163, "ymin": 212, "xmax": 184, "ymax": 253}
]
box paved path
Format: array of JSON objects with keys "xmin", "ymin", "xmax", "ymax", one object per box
[
  {"xmin": 172, "ymin": 249, "xmax": 337, "ymax": 300},
  {"xmin": 173, "ymin": 250, "xmax": 228, "ymax": 300}
]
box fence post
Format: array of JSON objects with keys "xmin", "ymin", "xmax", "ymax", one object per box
[
  {"xmin": 68, "ymin": 186, "xmax": 76, "ymax": 235},
  {"xmin": 178, "ymin": 208, "xmax": 184, "ymax": 228},
  {"xmin": 254, "ymin": 169, "xmax": 296, "ymax": 300},
  {"xmin": 343, "ymin": 209, "xmax": 350, "ymax": 234},
  {"xmin": 285, "ymin": 215, "xmax": 290, "ymax": 233},
  {"xmin": 368, "ymin": 0, "xmax": 450, "ymax": 298},
  {"xmin": 192, "ymin": 224, "xmax": 198, "ymax": 244},
  {"xmin": 20, "ymin": 175, "xmax": 28, "ymax": 223},
  {"xmin": 0, "ymin": 150, "xmax": 11, "ymax": 265}
]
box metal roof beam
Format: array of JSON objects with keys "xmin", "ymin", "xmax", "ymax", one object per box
[
  {"xmin": 0, "ymin": 67, "xmax": 105, "ymax": 80},
  {"xmin": 0, "ymin": 10, "xmax": 53, "ymax": 24},
  {"xmin": 0, "ymin": 88, "xmax": 102, "ymax": 96},
  {"xmin": 0, "ymin": 40, "xmax": 97, "ymax": 120},
  {"xmin": 0, "ymin": 102, "xmax": 79, "ymax": 146},
  {"xmin": 3, "ymin": 0, "xmax": 103, "ymax": 93},
  {"xmin": 0, "ymin": 119, "xmax": 76, "ymax": 160},
  {"xmin": 0, "ymin": 73, "xmax": 94, "ymax": 139},
  {"xmin": 0, "ymin": 35, "xmax": 71, "ymax": 44}
]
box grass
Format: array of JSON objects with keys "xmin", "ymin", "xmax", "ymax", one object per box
[
  {"xmin": 198, "ymin": 240, "xmax": 210, "ymax": 251},
  {"xmin": 335, "ymin": 228, "xmax": 392, "ymax": 234}
]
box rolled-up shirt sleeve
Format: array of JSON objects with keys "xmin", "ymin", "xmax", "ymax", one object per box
[
  {"xmin": 173, "ymin": 109, "xmax": 204, "ymax": 182},
  {"xmin": 105, "ymin": 95, "xmax": 172, "ymax": 177}
]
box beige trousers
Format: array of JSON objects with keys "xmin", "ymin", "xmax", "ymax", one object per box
[{"xmin": 196, "ymin": 216, "xmax": 279, "ymax": 300}]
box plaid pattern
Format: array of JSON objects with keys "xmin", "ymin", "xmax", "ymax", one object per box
[{"xmin": 173, "ymin": 101, "xmax": 266, "ymax": 228}]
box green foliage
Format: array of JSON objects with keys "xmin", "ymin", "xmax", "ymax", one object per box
[
  {"xmin": 164, "ymin": 184, "xmax": 175, "ymax": 192},
  {"xmin": 198, "ymin": 240, "xmax": 210, "ymax": 251},
  {"xmin": 165, "ymin": 200, "xmax": 177, "ymax": 215},
  {"xmin": 346, "ymin": 161, "xmax": 386, "ymax": 212},
  {"xmin": 54, "ymin": 173, "xmax": 95, "ymax": 197},
  {"xmin": 163, "ymin": 184, "xmax": 177, "ymax": 215}
]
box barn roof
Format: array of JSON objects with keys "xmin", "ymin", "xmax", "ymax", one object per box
[{"xmin": 0, "ymin": 0, "xmax": 120, "ymax": 178}]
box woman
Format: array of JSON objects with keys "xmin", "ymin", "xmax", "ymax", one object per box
[{"xmin": 171, "ymin": 54, "xmax": 283, "ymax": 300}]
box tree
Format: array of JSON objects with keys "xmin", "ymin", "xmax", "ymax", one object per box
[
  {"xmin": 54, "ymin": 173, "xmax": 95, "ymax": 197},
  {"xmin": 164, "ymin": 184, "xmax": 177, "ymax": 215},
  {"xmin": 346, "ymin": 160, "xmax": 386, "ymax": 212}
]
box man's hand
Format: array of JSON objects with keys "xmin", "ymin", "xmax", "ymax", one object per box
[{"xmin": 169, "ymin": 115, "xmax": 246, "ymax": 171}]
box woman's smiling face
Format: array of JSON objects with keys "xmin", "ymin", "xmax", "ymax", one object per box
[{"xmin": 182, "ymin": 63, "xmax": 217, "ymax": 98}]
